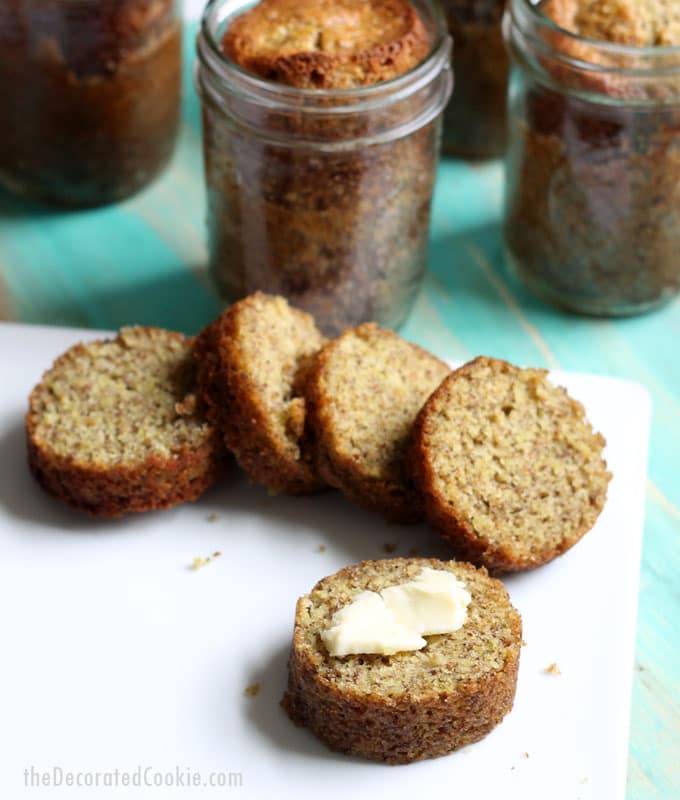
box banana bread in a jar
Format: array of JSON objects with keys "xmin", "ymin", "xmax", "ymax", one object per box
[
  {"xmin": 196, "ymin": 0, "xmax": 452, "ymax": 336},
  {"xmin": 504, "ymin": 0, "xmax": 680, "ymax": 315},
  {"xmin": 441, "ymin": 0, "xmax": 509, "ymax": 158},
  {"xmin": 0, "ymin": 1, "xmax": 182, "ymax": 207}
]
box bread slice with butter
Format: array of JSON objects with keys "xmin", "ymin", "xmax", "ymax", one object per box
[{"xmin": 282, "ymin": 557, "xmax": 522, "ymax": 764}]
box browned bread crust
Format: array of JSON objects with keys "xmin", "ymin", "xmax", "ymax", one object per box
[
  {"xmin": 282, "ymin": 557, "xmax": 522, "ymax": 763},
  {"xmin": 304, "ymin": 323, "xmax": 450, "ymax": 523},
  {"xmin": 27, "ymin": 440, "xmax": 220, "ymax": 518},
  {"xmin": 222, "ymin": 0, "xmax": 432, "ymax": 89},
  {"xmin": 193, "ymin": 318, "xmax": 226, "ymax": 431},
  {"xmin": 206, "ymin": 293, "xmax": 326, "ymax": 495},
  {"xmin": 535, "ymin": 1, "xmax": 680, "ymax": 99},
  {"xmin": 411, "ymin": 356, "xmax": 611, "ymax": 574},
  {"xmin": 540, "ymin": 0, "xmax": 680, "ymax": 47},
  {"xmin": 26, "ymin": 327, "xmax": 224, "ymax": 518}
]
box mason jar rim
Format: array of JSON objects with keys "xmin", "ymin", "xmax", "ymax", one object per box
[
  {"xmin": 198, "ymin": 0, "xmax": 452, "ymax": 114},
  {"xmin": 508, "ymin": 0, "xmax": 680, "ymax": 77}
]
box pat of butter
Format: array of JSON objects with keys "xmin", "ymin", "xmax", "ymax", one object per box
[
  {"xmin": 381, "ymin": 567, "xmax": 471, "ymax": 636},
  {"xmin": 320, "ymin": 591, "xmax": 426, "ymax": 657},
  {"xmin": 321, "ymin": 568, "xmax": 471, "ymax": 657}
]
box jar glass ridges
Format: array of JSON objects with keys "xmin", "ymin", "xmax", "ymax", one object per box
[
  {"xmin": 503, "ymin": 0, "xmax": 680, "ymax": 315},
  {"xmin": 0, "ymin": 0, "xmax": 182, "ymax": 208},
  {"xmin": 196, "ymin": 0, "xmax": 452, "ymax": 336}
]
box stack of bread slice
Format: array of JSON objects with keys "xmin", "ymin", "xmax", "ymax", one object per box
[{"xmin": 28, "ymin": 294, "xmax": 610, "ymax": 562}]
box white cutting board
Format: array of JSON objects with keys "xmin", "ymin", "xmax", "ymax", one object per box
[{"xmin": 0, "ymin": 323, "xmax": 650, "ymax": 800}]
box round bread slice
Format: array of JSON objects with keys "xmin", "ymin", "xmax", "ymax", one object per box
[
  {"xmin": 281, "ymin": 557, "xmax": 522, "ymax": 764},
  {"xmin": 206, "ymin": 293, "xmax": 326, "ymax": 495},
  {"xmin": 411, "ymin": 356, "xmax": 612, "ymax": 574},
  {"xmin": 26, "ymin": 327, "xmax": 224, "ymax": 517},
  {"xmin": 304, "ymin": 324, "xmax": 449, "ymax": 522}
]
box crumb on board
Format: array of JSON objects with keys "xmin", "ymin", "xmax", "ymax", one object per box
[
  {"xmin": 579, "ymin": 777, "xmax": 589, "ymax": 784},
  {"xmin": 245, "ymin": 683, "xmax": 261, "ymax": 697},
  {"xmin": 521, "ymin": 752, "xmax": 529, "ymax": 759},
  {"xmin": 545, "ymin": 662, "xmax": 561, "ymax": 675},
  {"xmin": 316, "ymin": 545, "xmax": 327, "ymax": 553},
  {"xmin": 175, "ymin": 393, "xmax": 197, "ymax": 416},
  {"xmin": 383, "ymin": 542, "xmax": 397, "ymax": 553},
  {"xmin": 207, "ymin": 512, "xmax": 219, "ymax": 523},
  {"xmin": 190, "ymin": 551, "xmax": 222, "ymax": 571}
]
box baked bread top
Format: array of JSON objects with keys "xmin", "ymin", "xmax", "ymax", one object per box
[
  {"xmin": 205, "ymin": 292, "xmax": 326, "ymax": 495},
  {"xmin": 411, "ymin": 356, "xmax": 611, "ymax": 573},
  {"xmin": 222, "ymin": 0, "xmax": 433, "ymax": 89},
  {"xmin": 304, "ymin": 323, "xmax": 449, "ymax": 522},
  {"xmin": 540, "ymin": 0, "xmax": 680, "ymax": 46}
]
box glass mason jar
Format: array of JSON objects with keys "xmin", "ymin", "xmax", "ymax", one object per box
[
  {"xmin": 195, "ymin": 0, "xmax": 452, "ymax": 336},
  {"xmin": 503, "ymin": 0, "xmax": 680, "ymax": 315},
  {"xmin": 441, "ymin": 0, "xmax": 509, "ymax": 158},
  {"xmin": 0, "ymin": 1, "xmax": 182, "ymax": 208}
]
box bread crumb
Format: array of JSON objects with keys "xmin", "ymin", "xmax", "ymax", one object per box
[
  {"xmin": 207, "ymin": 512, "xmax": 219, "ymax": 523},
  {"xmin": 245, "ymin": 683, "xmax": 261, "ymax": 697},
  {"xmin": 175, "ymin": 393, "xmax": 197, "ymax": 416},
  {"xmin": 579, "ymin": 777, "xmax": 589, "ymax": 784},
  {"xmin": 190, "ymin": 552, "xmax": 221, "ymax": 570},
  {"xmin": 545, "ymin": 662, "xmax": 561, "ymax": 675},
  {"xmin": 316, "ymin": 545, "xmax": 327, "ymax": 553},
  {"xmin": 521, "ymin": 752, "xmax": 529, "ymax": 759},
  {"xmin": 383, "ymin": 542, "xmax": 397, "ymax": 553}
]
